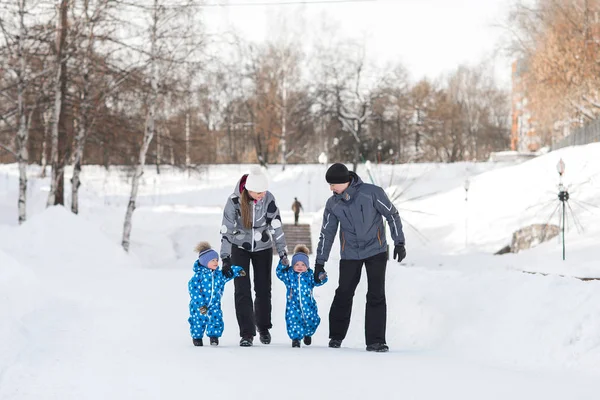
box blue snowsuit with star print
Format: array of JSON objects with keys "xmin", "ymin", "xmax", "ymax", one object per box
[
  {"xmin": 188, "ymin": 261, "xmax": 244, "ymax": 339},
  {"xmin": 276, "ymin": 262, "xmax": 328, "ymax": 340}
]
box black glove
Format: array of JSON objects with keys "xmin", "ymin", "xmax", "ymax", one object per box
[
  {"xmin": 393, "ymin": 244, "xmax": 406, "ymax": 262},
  {"xmin": 280, "ymin": 253, "xmax": 289, "ymax": 267},
  {"xmin": 314, "ymin": 263, "xmax": 326, "ymax": 283},
  {"xmin": 222, "ymin": 257, "xmax": 233, "ymax": 278}
]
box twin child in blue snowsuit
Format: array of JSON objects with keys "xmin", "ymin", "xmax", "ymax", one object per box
[
  {"xmin": 276, "ymin": 244, "xmax": 328, "ymax": 347},
  {"xmin": 188, "ymin": 242, "xmax": 327, "ymax": 347},
  {"xmin": 188, "ymin": 242, "xmax": 245, "ymax": 346}
]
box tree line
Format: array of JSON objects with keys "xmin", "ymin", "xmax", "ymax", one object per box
[
  {"xmin": 0, "ymin": 0, "xmax": 510, "ymax": 246},
  {"xmin": 506, "ymin": 0, "xmax": 600, "ymax": 145}
]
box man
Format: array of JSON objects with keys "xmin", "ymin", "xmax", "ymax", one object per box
[
  {"xmin": 315, "ymin": 163, "xmax": 406, "ymax": 352},
  {"xmin": 291, "ymin": 197, "xmax": 303, "ymax": 226}
]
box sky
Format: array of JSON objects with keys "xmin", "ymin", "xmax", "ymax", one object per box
[{"xmin": 201, "ymin": 0, "xmax": 516, "ymax": 86}]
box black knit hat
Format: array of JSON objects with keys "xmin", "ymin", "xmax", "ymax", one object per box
[{"xmin": 326, "ymin": 163, "xmax": 350, "ymax": 184}]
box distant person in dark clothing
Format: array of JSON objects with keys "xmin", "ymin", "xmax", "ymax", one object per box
[
  {"xmin": 291, "ymin": 197, "xmax": 304, "ymax": 226},
  {"xmin": 315, "ymin": 163, "xmax": 406, "ymax": 353}
]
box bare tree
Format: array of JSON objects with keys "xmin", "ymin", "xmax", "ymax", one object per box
[
  {"xmin": 0, "ymin": 0, "xmax": 52, "ymax": 223},
  {"xmin": 315, "ymin": 40, "xmax": 382, "ymax": 170},
  {"xmin": 121, "ymin": 0, "xmax": 200, "ymax": 252},
  {"xmin": 0, "ymin": 0, "xmax": 31, "ymax": 223},
  {"xmin": 506, "ymin": 0, "xmax": 600, "ymax": 140},
  {"xmin": 70, "ymin": 0, "xmax": 116, "ymax": 214},
  {"xmin": 47, "ymin": 0, "xmax": 69, "ymax": 207}
]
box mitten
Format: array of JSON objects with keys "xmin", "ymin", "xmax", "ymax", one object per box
[
  {"xmin": 280, "ymin": 253, "xmax": 289, "ymax": 266},
  {"xmin": 222, "ymin": 257, "xmax": 233, "ymax": 278},
  {"xmin": 314, "ymin": 263, "xmax": 326, "ymax": 283},
  {"xmin": 393, "ymin": 244, "xmax": 406, "ymax": 262}
]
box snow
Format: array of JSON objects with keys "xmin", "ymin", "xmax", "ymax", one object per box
[{"xmin": 2, "ymin": 144, "xmax": 600, "ymax": 399}]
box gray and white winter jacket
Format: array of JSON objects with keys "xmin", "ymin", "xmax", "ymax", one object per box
[
  {"xmin": 316, "ymin": 171, "xmax": 405, "ymax": 264},
  {"xmin": 220, "ymin": 174, "xmax": 287, "ymax": 260}
]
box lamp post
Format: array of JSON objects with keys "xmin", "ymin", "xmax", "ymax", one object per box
[
  {"xmin": 464, "ymin": 178, "xmax": 470, "ymax": 248},
  {"xmin": 556, "ymin": 158, "xmax": 568, "ymax": 260}
]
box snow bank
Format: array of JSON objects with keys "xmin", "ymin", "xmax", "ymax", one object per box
[
  {"xmin": 0, "ymin": 248, "xmax": 42, "ymax": 376},
  {"xmin": 2, "ymin": 205, "xmax": 137, "ymax": 271}
]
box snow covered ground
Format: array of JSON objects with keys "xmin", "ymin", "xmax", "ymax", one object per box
[{"xmin": 2, "ymin": 144, "xmax": 600, "ymax": 399}]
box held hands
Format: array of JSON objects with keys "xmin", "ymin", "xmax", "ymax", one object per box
[
  {"xmin": 280, "ymin": 253, "xmax": 290, "ymax": 271},
  {"xmin": 280, "ymin": 253, "xmax": 289, "ymax": 266},
  {"xmin": 222, "ymin": 257, "xmax": 234, "ymax": 278},
  {"xmin": 314, "ymin": 263, "xmax": 326, "ymax": 283},
  {"xmin": 393, "ymin": 244, "xmax": 406, "ymax": 262}
]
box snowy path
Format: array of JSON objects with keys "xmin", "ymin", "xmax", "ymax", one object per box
[
  {"xmin": 3, "ymin": 152, "xmax": 600, "ymax": 399},
  {"xmin": 2, "ymin": 264, "xmax": 600, "ymax": 400}
]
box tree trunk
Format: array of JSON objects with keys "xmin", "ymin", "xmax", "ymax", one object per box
[
  {"xmin": 280, "ymin": 77, "xmax": 287, "ymax": 170},
  {"xmin": 16, "ymin": 0, "xmax": 28, "ymax": 224},
  {"xmin": 185, "ymin": 112, "xmax": 190, "ymax": 168},
  {"xmin": 155, "ymin": 127, "xmax": 160, "ymax": 174},
  {"xmin": 47, "ymin": 0, "xmax": 69, "ymax": 207},
  {"xmin": 122, "ymin": 0, "xmax": 159, "ymax": 252},
  {"xmin": 40, "ymin": 109, "xmax": 50, "ymax": 177},
  {"xmin": 71, "ymin": 78, "xmax": 89, "ymax": 214},
  {"xmin": 71, "ymin": 2, "xmax": 93, "ymax": 215}
]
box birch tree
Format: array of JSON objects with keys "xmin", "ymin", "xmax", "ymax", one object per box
[
  {"xmin": 0, "ymin": 0, "xmax": 51, "ymax": 223},
  {"xmin": 70, "ymin": 0, "xmax": 118, "ymax": 214},
  {"xmin": 121, "ymin": 0, "xmax": 201, "ymax": 252},
  {"xmin": 47, "ymin": 0, "xmax": 69, "ymax": 207},
  {"xmin": 121, "ymin": 0, "xmax": 159, "ymax": 252},
  {"xmin": 0, "ymin": 0, "xmax": 30, "ymax": 223}
]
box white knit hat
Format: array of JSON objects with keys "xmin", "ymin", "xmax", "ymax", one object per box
[{"xmin": 245, "ymin": 167, "xmax": 269, "ymax": 192}]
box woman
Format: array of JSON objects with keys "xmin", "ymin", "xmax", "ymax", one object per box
[{"xmin": 220, "ymin": 167, "xmax": 288, "ymax": 347}]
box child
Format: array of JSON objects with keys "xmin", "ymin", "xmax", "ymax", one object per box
[
  {"xmin": 188, "ymin": 242, "xmax": 245, "ymax": 346},
  {"xmin": 276, "ymin": 244, "xmax": 328, "ymax": 348}
]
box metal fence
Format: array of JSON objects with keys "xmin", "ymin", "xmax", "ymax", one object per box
[{"xmin": 551, "ymin": 118, "xmax": 600, "ymax": 150}]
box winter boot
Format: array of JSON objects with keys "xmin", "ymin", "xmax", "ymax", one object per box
[
  {"xmin": 258, "ymin": 330, "xmax": 271, "ymax": 345},
  {"xmin": 240, "ymin": 336, "xmax": 253, "ymax": 347},
  {"xmin": 292, "ymin": 339, "xmax": 301, "ymax": 348},
  {"xmin": 366, "ymin": 343, "xmax": 389, "ymax": 353},
  {"xmin": 303, "ymin": 336, "xmax": 312, "ymax": 346},
  {"xmin": 328, "ymin": 339, "xmax": 342, "ymax": 348},
  {"xmin": 209, "ymin": 337, "xmax": 219, "ymax": 346},
  {"xmin": 192, "ymin": 338, "xmax": 203, "ymax": 347}
]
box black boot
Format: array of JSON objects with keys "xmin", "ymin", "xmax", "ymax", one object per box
[
  {"xmin": 258, "ymin": 330, "xmax": 271, "ymax": 345},
  {"xmin": 292, "ymin": 339, "xmax": 301, "ymax": 348},
  {"xmin": 240, "ymin": 336, "xmax": 253, "ymax": 347},
  {"xmin": 192, "ymin": 338, "xmax": 203, "ymax": 347},
  {"xmin": 303, "ymin": 336, "xmax": 312, "ymax": 346},
  {"xmin": 366, "ymin": 343, "xmax": 389, "ymax": 352},
  {"xmin": 328, "ymin": 339, "xmax": 342, "ymax": 348},
  {"xmin": 209, "ymin": 337, "xmax": 219, "ymax": 346}
]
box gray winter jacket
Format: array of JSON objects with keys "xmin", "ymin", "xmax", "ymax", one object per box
[
  {"xmin": 220, "ymin": 174, "xmax": 287, "ymax": 260},
  {"xmin": 316, "ymin": 172, "xmax": 405, "ymax": 264}
]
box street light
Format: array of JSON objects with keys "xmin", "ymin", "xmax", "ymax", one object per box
[
  {"xmin": 556, "ymin": 158, "xmax": 568, "ymax": 260},
  {"xmin": 556, "ymin": 158, "xmax": 565, "ymax": 176}
]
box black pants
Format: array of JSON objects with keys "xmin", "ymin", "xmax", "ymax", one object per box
[
  {"xmin": 329, "ymin": 251, "xmax": 387, "ymax": 345},
  {"xmin": 294, "ymin": 212, "xmax": 299, "ymax": 225},
  {"xmin": 231, "ymin": 246, "xmax": 273, "ymax": 338}
]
